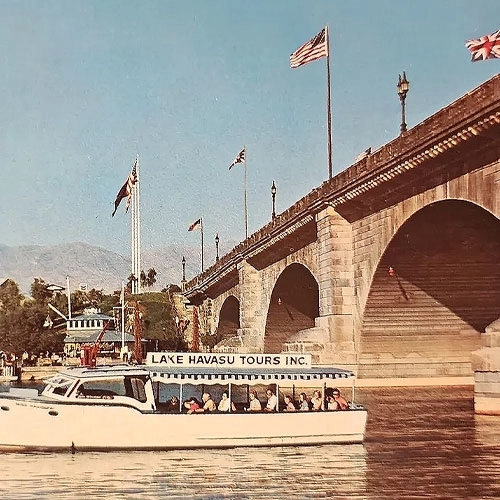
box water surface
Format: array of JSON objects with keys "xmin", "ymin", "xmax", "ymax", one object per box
[{"xmin": 1, "ymin": 386, "xmax": 499, "ymax": 499}]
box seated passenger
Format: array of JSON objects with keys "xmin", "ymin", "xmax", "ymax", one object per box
[
  {"xmin": 310, "ymin": 390, "xmax": 323, "ymax": 411},
  {"xmin": 247, "ymin": 390, "xmax": 262, "ymax": 411},
  {"xmin": 217, "ymin": 391, "xmax": 236, "ymax": 412},
  {"xmin": 184, "ymin": 398, "xmax": 200, "ymax": 414},
  {"xmin": 327, "ymin": 395, "xmax": 340, "ymax": 411},
  {"xmin": 298, "ymin": 392, "xmax": 310, "ymax": 411},
  {"xmin": 331, "ymin": 388, "xmax": 349, "ymax": 410},
  {"xmin": 165, "ymin": 396, "xmax": 180, "ymax": 412},
  {"xmin": 264, "ymin": 389, "xmax": 278, "ymax": 412},
  {"xmin": 195, "ymin": 392, "xmax": 217, "ymax": 413},
  {"xmin": 284, "ymin": 394, "xmax": 297, "ymax": 412}
]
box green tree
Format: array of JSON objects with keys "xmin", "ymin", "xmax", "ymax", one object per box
[
  {"xmin": 70, "ymin": 290, "xmax": 88, "ymax": 313},
  {"xmin": 140, "ymin": 270, "xmax": 147, "ymax": 290},
  {"xmin": 0, "ymin": 279, "xmax": 23, "ymax": 312},
  {"xmin": 30, "ymin": 278, "xmax": 53, "ymax": 305},
  {"xmin": 124, "ymin": 292, "xmax": 187, "ymax": 351},
  {"xmin": 200, "ymin": 328, "xmax": 222, "ymax": 352},
  {"xmin": 126, "ymin": 274, "xmax": 137, "ymax": 293},
  {"xmin": 0, "ymin": 301, "xmax": 64, "ymax": 354},
  {"xmin": 51, "ymin": 292, "xmax": 70, "ymax": 317},
  {"xmin": 146, "ymin": 268, "xmax": 157, "ymax": 289},
  {"xmin": 140, "ymin": 268, "xmax": 157, "ymax": 290}
]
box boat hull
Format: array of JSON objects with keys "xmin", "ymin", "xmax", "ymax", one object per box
[{"xmin": 0, "ymin": 396, "xmax": 367, "ymax": 452}]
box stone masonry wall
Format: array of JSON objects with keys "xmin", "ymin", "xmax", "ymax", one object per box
[{"xmin": 353, "ymin": 159, "xmax": 500, "ymax": 348}]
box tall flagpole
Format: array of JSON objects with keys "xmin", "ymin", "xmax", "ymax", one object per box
[
  {"xmin": 326, "ymin": 26, "xmax": 333, "ymax": 179},
  {"xmin": 244, "ymin": 145, "xmax": 248, "ymax": 239},
  {"xmin": 200, "ymin": 218, "xmax": 204, "ymax": 272},
  {"xmin": 131, "ymin": 155, "xmax": 141, "ymax": 294},
  {"xmin": 121, "ymin": 281, "xmax": 125, "ymax": 350},
  {"xmin": 131, "ymin": 187, "xmax": 135, "ymax": 293},
  {"xmin": 136, "ymin": 155, "xmax": 141, "ymax": 293},
  {"xmin": 66, "ymin": 275, "xmax": 71, "ymax": 319}
]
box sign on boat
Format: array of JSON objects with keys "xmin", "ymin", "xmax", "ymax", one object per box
[{"xmin": 0, "ymin": 353, "xmax": 367, "ymax": 452}]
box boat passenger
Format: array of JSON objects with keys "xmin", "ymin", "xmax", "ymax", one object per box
[
  {"xmin": 247, "ymin": 390, "xmax": 262, "ymax": 411},
  {"xmin": 165, "ymin": 396, "xmax": 180, "ymax": 413},
  {"xmin": 284, "ymin": 395, "xmax": 297, "ymax": 412},
  {"xmin": 195, "ymin": 392, "xmax": 216, "ymax": 413},
  {"xmin": 310, "ymin": 390, "xmax": 323, "ymax": 411},
  {"xmin": 264, "ymin": 389, "xmax": 278, "ymax": 412},
  {"xmin": 327, "ymin": 395, "xmax": 340, "ymax": 411},
  {"xmin": 185, "ymin": 398, "xmax": 200, "ymax": 414},
  {"xmin": 298, "ymin": 392, "xmax": 309, "ymax": 411},
  {"xmin": 217, "ymin": 392, "xmax": 236, "ymax": 412},
  {"xmin": 331, "ymin": 388, "xmax": 349, "ymax": 410}
]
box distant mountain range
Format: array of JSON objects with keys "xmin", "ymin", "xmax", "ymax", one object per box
[{"xmin": 0, "ymin": 241, "xmax": 223, "ymax": 294}]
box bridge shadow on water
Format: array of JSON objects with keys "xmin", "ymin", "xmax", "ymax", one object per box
[{"xmin": 359, "ymin": 386, "xmax": 500, "ymax": 499}]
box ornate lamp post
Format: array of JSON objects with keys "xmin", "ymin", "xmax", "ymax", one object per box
[
  {"xmin": 181, "ymin": 256, "xmax": 186, "ymax": 283},
  {"xmin": 215, "ymin": 233, "xmax": 220, "ymax": 262},
  {"xmin": 397, "ymin": 72, "xmax": 409, "ymax": 134},
  {"xmin": 271, "ymin": 180, "xmax": 277, "ymax": 220}
]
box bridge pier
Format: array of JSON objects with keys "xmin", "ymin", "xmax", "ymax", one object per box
[
  {"xmin": 315, "ymin": 207, "xmax": 356, "ymax": 364},
  {"xmin": 235, "ymin": 260, "xmax": 266, "ymax": 352},
  {"xmin": 473, "ymin": 320, "xmax": 500, "ymax": 414}
]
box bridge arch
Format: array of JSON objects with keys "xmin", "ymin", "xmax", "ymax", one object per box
[
  {"xmin": 358, "ymin": 199, "xmax": 500, "ymax": 377},
  {"xmin": 264, "ymin": 263, "xmax": 319, "ymax": 353},
  {"xmin": 216, "ymin": 295, "xmax": 240, "ymax": 342}
]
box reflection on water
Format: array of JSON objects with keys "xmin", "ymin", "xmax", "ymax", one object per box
[
  {"xmin": 1, "ymin": 445, "xmax": 367, "ymax": 500},
  {"xmin": 363, "ymin": 386, "xmax": 500, "ymax": 500},
  {"xmin": 1, "ymin": 386, "xmax": 500, "ymax": 499}
]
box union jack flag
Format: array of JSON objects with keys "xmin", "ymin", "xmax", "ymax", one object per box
[
  {"xmin": 290, "ymin": 28, "xmax": 328, "ymax": 68},
  {"xmin": 112, "ymin": 158, "xmax": 138, "ymax": 217},
  {"xmin": 466, "ymin": 29, "xmax": 500, "ymax": 61},
  {"xmin": 228, "ymin": 148, "xmax": 245, "ymax": 170}
]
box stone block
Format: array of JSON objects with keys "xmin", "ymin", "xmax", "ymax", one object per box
[
  {"xmin": 471, "ymin": 347, "xmax": 500, "ymax": 371},
  {"xmin": 482, "ymin": 331, "xmax": 500, "ymax": 347}
]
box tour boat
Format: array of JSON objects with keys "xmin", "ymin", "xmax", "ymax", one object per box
[{"xmin": 0, "ymin": 352, "xmax": 367, "ymax": 452}]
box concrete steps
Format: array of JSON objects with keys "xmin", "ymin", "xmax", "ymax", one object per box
[
  {"xmin": 264, "ymin": 303, "xmax": 315, "ymax": 353},
  {"xmin": 357, "ymin": 255, "xmax": 498, "ymax": 378}
]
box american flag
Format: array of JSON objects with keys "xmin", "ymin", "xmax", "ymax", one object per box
[
  {"xmin": 466, "ymin": 29, "xmax": 500, "ymax": 61},
  {"xmin": 188, "ymin": 218, "xmax": 202, "ymax": 231},
  {"xmin": 112, "ymin": 158, "xmax": 138, "ymax": 217},
  {"xmin": 290, "ymin": 28, "xmax": 328, "ymax": 68},
  {"xmin": 228, "ymin": 148, "xmax": 245, "ymax": 170}
]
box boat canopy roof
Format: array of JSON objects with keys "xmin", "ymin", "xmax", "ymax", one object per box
[
  {"xmin": 150, "ymin": 365, "xmax": 355, "ymax": 385},
  {"xmin": 51, "ymin": 363, "xmax": 355, "ymax": 386}
]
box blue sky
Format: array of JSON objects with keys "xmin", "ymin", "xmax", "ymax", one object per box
[{"xmin": 1, "ymin": 0, "xmax": 499, "ymax": 258}]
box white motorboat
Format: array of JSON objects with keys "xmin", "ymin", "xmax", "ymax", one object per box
[{"xmin": 0, "ymin": 352, "xmax": 367, "ymax": 452}]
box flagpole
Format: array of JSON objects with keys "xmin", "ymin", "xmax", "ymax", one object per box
[
  {"xmin": 326, "ymin": 25, "xmax": 333, "ymax": 179},
  {"xmin": 66, "ymin": 275, "xmax": 71, "ymax": 320},
  {"xmin": 131, "ymin": 155, "xmax": 141, "ymax": 294},
  {"xmin": 136, "ymin": 155, "xmax": 141, "ymax": 293},
  {"xmin": 121, "ymin": 281, "xmax": 125, "ymax": 350},
  {"xmin": 244, "ymin": 145, "xmax": 248, "ymax": 239},
  {"xmin": 201, "ymin": 218, "xmax": 204, "ymax": 272},
  {"xmin": 131, "ymin": 187, "xmax": 135, "ymax": 293}
]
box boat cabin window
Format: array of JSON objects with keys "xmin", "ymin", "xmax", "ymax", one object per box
[
  {"xmin": 125, "ymin": 376, "xmax": 148, "ymax": 403},
  {"xmin": 77, "ymin": 378, "xmax": 127, "ymax": 399},
  {"xmin": 75, "ymin": 376, "xmax": 148, "ymax": 403},
  {"xmin": 44, "ymin": 375, "xmax": 74, "ymax": 396}
]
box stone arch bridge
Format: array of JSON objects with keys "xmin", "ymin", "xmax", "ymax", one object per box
[{"xmin": 182, "ymin": 74, "xmax": 500, "ymax": 379}]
